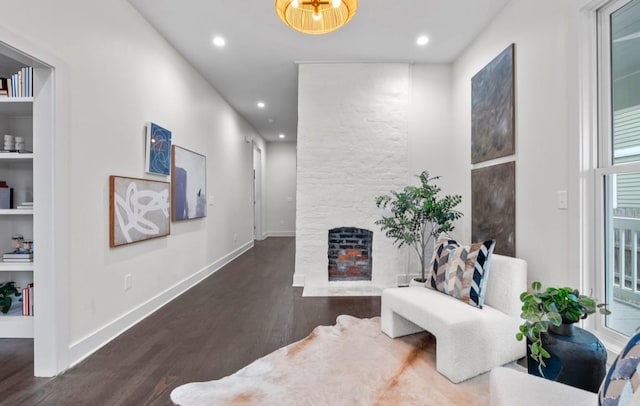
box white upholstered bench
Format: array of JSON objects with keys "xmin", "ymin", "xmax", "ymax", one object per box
[{"xmin": 381, "ymin": 254, "xmax": 527, "ymax": 383}]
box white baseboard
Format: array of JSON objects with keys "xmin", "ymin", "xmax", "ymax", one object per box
[
  {"xmin": 264, "ymin": 231, "xmax": 295, "ymax": 237},
  {"xmin": 292, "ymin": 273, "xmax": 305, "ymax": 287},
  {"xmin": 67, "ymin": 240, "xmax": 254, "ymax": 369}
]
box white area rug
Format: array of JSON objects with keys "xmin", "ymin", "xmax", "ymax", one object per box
[{"xmin": 171, "ymin": 315, "xmax": 510, "ymax": 405}]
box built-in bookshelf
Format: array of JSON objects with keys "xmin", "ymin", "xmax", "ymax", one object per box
[{"xmin": 0, "ymin": 69, "xmax": 34, "ymax": 338}]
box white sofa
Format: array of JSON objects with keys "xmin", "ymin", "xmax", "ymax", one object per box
[
  {"xmin": 381, "ymin": 254, "xmax": 527, "ymax": 383},
  {"xmin": 490, "ymin": 367, "xmax": 597, "ymax": 405}
]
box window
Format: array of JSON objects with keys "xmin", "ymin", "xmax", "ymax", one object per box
[{"xmin": 599, "ymin": 0, "xmax": 640, "ymax": 337}]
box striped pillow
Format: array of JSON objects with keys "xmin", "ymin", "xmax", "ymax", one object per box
[{"xmin": 427, "ymin": 238, "xmax": 496, "ymax": 308}]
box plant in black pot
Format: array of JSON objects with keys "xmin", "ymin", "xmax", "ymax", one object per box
[
  {"xmin": 0, "ymin": 281, "xmax": 21, "ymax": 314},
  {"xmin": 375, "ymin": 171, "xmax": 463, "ymax": 285},
  {"xmin": 516, "ymin": 281, "xmax": 611, "ymax": 392}
]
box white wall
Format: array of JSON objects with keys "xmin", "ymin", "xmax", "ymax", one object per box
[
  {"xmin": 295, "ymin": 63, "xmax": 409, "ymax": 291},
  {"xmin": 0, "ymin": 0, "xmax": 265, "ymax": 371},
  {"xmin": 266, "ymin": 142, "xmax": 296, "ymax": 236},
  {"xmin": 450, "ymin": 0, "xmax": 573, "ymax": 286},
  {"xmin": 408, "ymin": 64, "xmax": 460, "ymax": 276}
]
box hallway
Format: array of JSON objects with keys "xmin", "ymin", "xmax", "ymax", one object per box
[{"xmin": 0, "ymin": 237, "xmax": 381, "ymax": 405}]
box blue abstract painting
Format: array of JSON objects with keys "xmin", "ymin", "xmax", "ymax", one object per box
[
  {"xmin": 145, "ymin": 122, "xmax": 172, "ymax": 175},
  {"xmin": 171, "ymin": 145, "xmax": 206, "ymax": 221}
]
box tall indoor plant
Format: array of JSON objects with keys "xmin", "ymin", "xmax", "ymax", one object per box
[
  {"xmin": 375, "ymin": 171, "xmax": 463, "ymax": 283},
  {"xmin": 516, "ymin": 281, "xmax": 611, "ymax": 377}
]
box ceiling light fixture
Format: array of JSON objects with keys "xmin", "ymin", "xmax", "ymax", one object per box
[
  {"xmin": 275, "ymin": 0, "xmax": 358, "ymax": 35},
  {"xmin": 416, "ymin": 35, "xmax": 429, "ymax": 46},
  {"xmin": 212, "ymin": 36, "xmax": 226, "ymax": 47},
  {"xmin": 279, "ymin": 134, "xmax": 286, "ymax": 139},
  {"xmin": 257, "ymin": 101, "xmax": 266, "ymax": 108}
]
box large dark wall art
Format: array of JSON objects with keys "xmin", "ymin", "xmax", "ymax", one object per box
[
  {"xmin": 472, "ymin": 161, "xmax": 516, "ymax": 257},
  {"xmin": 471, "ymin": 44, "xmax": 515, "ymax": 164}
]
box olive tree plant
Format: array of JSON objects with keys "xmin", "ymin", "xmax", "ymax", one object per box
[{"xmin": 375, "ymin": 171, "xmax": 463, "ymax": 282}]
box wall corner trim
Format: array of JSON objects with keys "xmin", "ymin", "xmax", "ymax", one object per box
[{"xmin": 292, "ymin": 274, "xmax": 305, "ymax": 287}]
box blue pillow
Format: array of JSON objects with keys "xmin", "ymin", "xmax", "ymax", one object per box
[{"xmin": 599, "ymin": 330, "xmax": 640, "ymax": 405}]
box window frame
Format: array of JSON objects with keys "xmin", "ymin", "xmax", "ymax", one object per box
[{"xmin": 590, "ymin": 0, "xmax": 640, "ymax": 349}]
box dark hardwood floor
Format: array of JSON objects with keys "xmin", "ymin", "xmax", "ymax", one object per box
[{"xmin": 0, "ymin": 237, "xmax": 381, "ymax": 405}]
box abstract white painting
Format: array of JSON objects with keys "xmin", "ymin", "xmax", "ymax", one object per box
[{"xmin": 110, "ymin": 175, "xmax": 170, "ymax": 247}]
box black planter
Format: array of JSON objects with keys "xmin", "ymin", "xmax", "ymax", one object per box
[{"xmin": 527, "ymin": 324, "xmax": 607, "ymax": 393}]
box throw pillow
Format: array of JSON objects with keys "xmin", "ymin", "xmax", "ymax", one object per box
[
  {"xmin": 427, "ymin": 238, "xmax": 496, "ymax": 308},
  {"xmin": 599, "ymin": 330, "xmax": 640, "ymax": 406}
]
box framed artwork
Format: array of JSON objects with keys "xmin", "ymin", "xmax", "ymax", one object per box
[
  {"xmin": 171, "ymin": 145, "xmax": 207, "ymax": 221},
  {"xmin": 471, "ymin": 44, "xmax": 515, "ymax": 164},
  {"xmin": 109, "ymin": 175, "xmax": 170, "ymax": 247},
  {"xmin": 145, "ymin": 122, "xmax": 172, "ymax": 175},
  {"xmin": 471, "ymin": 161, "xmax": 515, "ymax": 257}
]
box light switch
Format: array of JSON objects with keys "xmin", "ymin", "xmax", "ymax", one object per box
[
  {"xmin": 208, "ymin": 195, "xmax": 215, "ymax": 206},
  {"xmin": 557, "ymin": 190, "xmax": 568, "ymax": 210}
]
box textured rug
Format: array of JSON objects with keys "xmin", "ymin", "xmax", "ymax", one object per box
[{"xmin": 171, "ymin": 315, "xmax": 495, "ymax": 405}]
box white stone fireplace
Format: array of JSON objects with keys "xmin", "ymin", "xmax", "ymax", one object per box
[{"xmin": 294, "ymin": 63, "xmax": 409, "ymax": 296}]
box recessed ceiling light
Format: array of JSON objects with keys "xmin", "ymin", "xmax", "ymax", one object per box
[
  {"xmin": 279, "ymin": 134, "xmax": 285, "ymax": 139},
  {"xmin": 212, "ymin": 36, "xmax": 226, "ymax": 47},
  {"xmin": 268, "ymin": 118, "xmax": 274, "ymax": 123},
  {"xmin": 257, "ymin": 101, "xmax": 265, "ymax": 109},
  {"xmin": 416, "ymin": 35, "xmax": 429, "ymax": 46}
]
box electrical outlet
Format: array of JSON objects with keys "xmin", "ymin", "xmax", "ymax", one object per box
[
  {"xmin": 124, "ymin": 274, "xmax": 132, "ymax": 291},
  {"xmin": 233, "ymin": 233, "xmax": 238, "ymax": 243}
]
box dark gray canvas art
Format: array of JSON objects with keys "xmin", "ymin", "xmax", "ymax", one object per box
[
  {"xmin": 471, "ymin": 44, "xmax": 515, "ymax": 164},
  {"xmin": 472, "ymin": 161, "xmax": 515, "ymax": 257}
]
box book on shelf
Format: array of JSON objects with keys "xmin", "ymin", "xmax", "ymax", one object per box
[
  {"xmin": 3, "ymin": 252, "xmax": 33, "ymax": 259},
  {"xmin": 2, "ymin": 258, "xmax": 33, "ymax": 263},
  {"xmin": 21, "ymin": 283, "xmax": 33, "ymax": 316},
  {"xmin": 2, "ymin": 67, "xmax": 33, "ymax": 98},
  {"xmin": 0, "ymin": 78, "xmax": 7, "ymax": 96},
  {"xmin": 11, "ymin": 73, "xmax": 17, "ymax": 97},
  {"xmin": 0, "ymin": 187, "xmax": 12, "ymax": 209},
  {"xmin": 21, "ymin": 68, "xmax": 25, "ymax": 98},
  {"xmin": 16, "ymin": 201, "xmax": 33, "ymax": 210}
]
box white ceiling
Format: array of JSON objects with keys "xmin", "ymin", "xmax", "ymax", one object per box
[{"xmin": 128, "ymin": 0, "xmax": 510, "ymax": 142}]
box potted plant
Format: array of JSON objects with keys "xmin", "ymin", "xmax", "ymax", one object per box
[
  {"xmin": 516, "ymin": 281, "xmax": 611, "ymax": 377},
  {"xmin": 0, "ymin": 281, "xmax": 21, "ymax": 314},
  {"xmin": 375, "ymin": 171, "xmax": 463, "ymax": 285}
]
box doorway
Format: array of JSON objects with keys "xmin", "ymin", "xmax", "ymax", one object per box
[{"xmin": 253, "ymin": 143, "xmax": 263, "ymax": 240}]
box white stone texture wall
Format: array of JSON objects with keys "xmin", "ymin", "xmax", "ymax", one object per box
[{"xmin": 295, "ymin": 63, "xmax": 409, "ymax": 289}]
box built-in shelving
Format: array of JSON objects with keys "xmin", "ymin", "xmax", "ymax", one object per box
[
  {"xmin": 0, "ymin": 89, "xmax": 34, "ymax": 338},
  {"xmin": 0, "ymin": 152, "xmax": 33, "ymax": 162},
  {"xmin": 0, "ymin": 262, "xmax": 33, "ymax": 272},
  {"xmin": 0, "ymin": 209, "xmax": 33, "ymax": 215},
  {"xmin": 0, "ymin": 310, "xmax": 33, "ymax": 338},
  {"xmin": 0, "ymin": 98, "xmax": 33, "ymax": 115}
]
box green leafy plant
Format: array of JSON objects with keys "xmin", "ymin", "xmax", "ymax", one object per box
[
  {"xmin": 375, "ymin": 171, "xmax": 463, "ymax": 281},
  {"xmin": 516, "ymin": 281, "xmax": 611, "ymax": 376},
  {"xmin": 0, "ymin": 281, "xmax": 21, "ymax": 314}
]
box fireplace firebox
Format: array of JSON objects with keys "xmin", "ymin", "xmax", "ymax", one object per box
[{"xmin": 328, "ymin": 227, "xmax": 373, "ymax": 281}]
